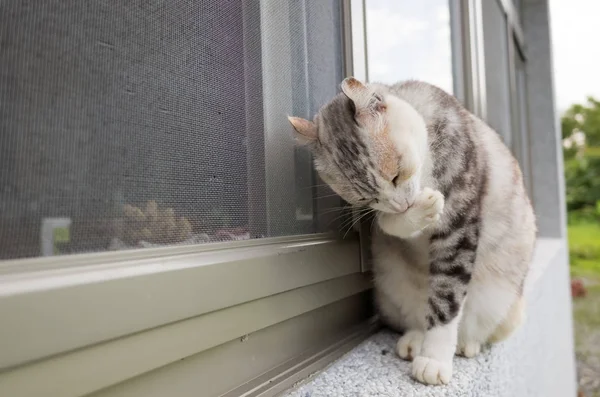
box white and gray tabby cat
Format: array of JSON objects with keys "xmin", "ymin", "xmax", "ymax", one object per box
[{"xmin": 288, "ymin": 77, "xmax": 536, "ymax": 385}]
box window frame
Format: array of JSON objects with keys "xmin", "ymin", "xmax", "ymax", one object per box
[
  {"xmin": 500, "ymin": 0, "xmax": 534, "ymax": 201},
  {"xmin": 0, "ymin": 233, "xmax": 363, "ymax": 366},
  {"xmin": 466, "ymin": 0, "xmax": 533, "ymax": 200},
  {"xmin": 512, "ymin": 49, "xmax": 534, "ymax": 198},
  {"xmin": 0, "ymin": 2, "xmax": 373, "ymax": 396},
  {"xmin": 451, "ymin": 0, "xmax": 486, "ymax": 117},
  {"xmin": 0, "ymin": 239, "xmax": 371, "ymax": 397}
]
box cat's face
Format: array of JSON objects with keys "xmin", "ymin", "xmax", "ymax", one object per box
[{"xmin": 289, "ymin": 77, "xmax": 429, "ymax": 213}]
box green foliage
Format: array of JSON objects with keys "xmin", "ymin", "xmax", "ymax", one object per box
[
  {"xmin": 563, "ymin": 98, "xmax": 600, "ymax": 280},
  {"xmin": 53, "ymin": 227, "xmax": 70, "ymax": 255},
  {"xmin": 562, "ymin": 97, "xmax": 600, "ymax": 214},
  {"xmin": 565, "ymin": 156, "xmax": 600, "ymax": 213},
  {"xmin": 562, "ymin": 97, "xmax": 600, "ymax": 146}
]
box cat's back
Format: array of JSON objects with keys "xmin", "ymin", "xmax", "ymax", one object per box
[
  {"xmin": 392, "ymin": 79, "xmax": 536, "ymax": 279},
  {"xmin": 474, "ymin": 115, "xmax": 536, "ymax": 284},
  {"xmin": 385, "ymin": 80, "xmax": 463, "ymax": 122}
]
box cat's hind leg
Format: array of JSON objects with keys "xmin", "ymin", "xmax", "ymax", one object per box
[
  {"xmin": 457, "ymin": 279, "xmax": 523, "ymax": 357},
  {"xmin": 488, "ymin": 296, "xmax": 525, "ymax": 343},
  {"xmin": 376, "ymin": 293, "xmax": 427, "ymax": 361}
]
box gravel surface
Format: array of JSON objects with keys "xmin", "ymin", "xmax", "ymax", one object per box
[{"xmin": 573, "ymin": 282, "xmax": 600, "ymax": 397}]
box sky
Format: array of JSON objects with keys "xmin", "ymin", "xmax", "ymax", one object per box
[
  {"xmin": 550, "ymin": 0, "xmax": 600, "ymax": 112},
  {"xmin": 366, "ymin": 0, "xmax": 454, "ymax": 93},
  {"xmin": 364, "ymin": 0, "xmax": 600, "ymax": 114}
]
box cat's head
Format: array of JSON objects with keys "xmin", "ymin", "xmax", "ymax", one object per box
[{"xmin": 288, "ymin": 77, "xmax": 429, "ymax": 213}]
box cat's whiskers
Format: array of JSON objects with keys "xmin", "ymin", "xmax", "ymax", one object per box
[
  {"xmin": 342, "ymin": 208, "xmax": 376, "ymax": 238},
  {"xmin": 313, "ymin": 193, "xmax": 343, "ymax": 200},
  {"xmin": 326, "ymin": 212, "xmax": 354, "ymax": 227},
  {"xmin": 337, "ymin": 209, "xmax": 364, "ymax": 231}
]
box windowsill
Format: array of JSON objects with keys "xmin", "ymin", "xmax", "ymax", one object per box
[{"xmin": 281, "ymin": 237, "xmax": 571, "ymax": 397}]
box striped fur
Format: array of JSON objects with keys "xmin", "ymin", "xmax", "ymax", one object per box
[{"xmin": 289, "ymin": 78, "xmax": 536, "ymax": 385}]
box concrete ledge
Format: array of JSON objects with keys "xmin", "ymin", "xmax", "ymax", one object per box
[{"xmin": 282, "ymin": 238, "xmax": 577, "ymax": 397}]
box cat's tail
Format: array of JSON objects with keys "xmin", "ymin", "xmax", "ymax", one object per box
[{"xmin": 488, "ymin": 297, "xmax": 526, "ymax": 344}]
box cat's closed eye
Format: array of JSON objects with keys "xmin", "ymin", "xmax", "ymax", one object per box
[{"xmin": 358, "ymin": 198, "xmax": 377, "ymax": 205}]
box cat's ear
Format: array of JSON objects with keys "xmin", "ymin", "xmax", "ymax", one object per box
[
  {"xmin": 341, "ymin": 77, "xmax": 384, "ymax": 112},
  {"xmin": 288, "ymin": 116, "xmax": 318, "ymax": 146}
]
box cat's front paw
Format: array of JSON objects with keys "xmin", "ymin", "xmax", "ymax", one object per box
[
  {"xmin": 456, "ymin": 341, "xmax": 482, "ymax": 358},
  {"xmin": 376, "ymin": 188, "xmax": 444, "ymax": 238},
  {"xmin": 377, "ymin": 212, "xmax": 401, "ymax": 237},
  {"xmin": 412, "ymin": 356, "xmax": 453, "ymax": 385},
  {"xmin": 408, "ymin": 187, "xmax": 444, "ymax": 229},
  {"xmin": 396, "ymin": 330, "xmax": 424, "ymax": 361}
]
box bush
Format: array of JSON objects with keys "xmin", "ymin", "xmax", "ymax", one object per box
[{"xmin": 565, "ymin": 155, "xmax": 600, "ymax": 213}]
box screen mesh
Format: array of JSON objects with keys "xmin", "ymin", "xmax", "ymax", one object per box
[{"xmin": 0, "ymin": 0, "xmax": 344, "ymax": 259}]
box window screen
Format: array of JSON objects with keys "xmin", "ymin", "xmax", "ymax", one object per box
[{"xmin": 0, "ymin": 0, "xmax": 344, "ymax": 259}]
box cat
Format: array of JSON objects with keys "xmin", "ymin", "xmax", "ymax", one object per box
[{"xmin": 288, "ymin": 77, "xmax": 536, "ymax": 385}]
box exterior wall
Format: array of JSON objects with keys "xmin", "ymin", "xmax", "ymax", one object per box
[
  {"xmin": 523, "ymin": 0, "xmax": 568, "ymax": 238},
  {"xmin": 491, "ymin": 242, "xmax": 576, "ymax": 397}
]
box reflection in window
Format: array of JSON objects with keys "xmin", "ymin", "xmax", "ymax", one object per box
[
  {"xmin": 0, "ymin": 0, "xmax": 344, "ymax": 259},
  {"xmin": 513, "ymin": 0, "xmax": 522, "ymax": 14},
  {"xmin": 365, "ymin": 0, "xmax": 454, "ymax": 93}
]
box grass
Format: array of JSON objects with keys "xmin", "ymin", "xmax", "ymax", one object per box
[
  {"xmin": 585, "ymin": 146, "xmax": 600, "ymax": 158},
  {"xmin": 568, "ymin": 222, "xmax": 600, "ymax": 280},
  {"xmin": 568, "ymin": 220, "xmax": 600, "ymax": 397}
]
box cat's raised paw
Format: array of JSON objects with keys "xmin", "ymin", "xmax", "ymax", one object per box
[
  {"xmin": 456, "ymin": 341, "xmax": 482, "ymax": 358},
  {"xmin": 396, "ymin": 330, "xmax": 424, "ymax": 361},
  {"xmin": 376, "ymin": 188, "xmax": 444, "ymax": 238},
  {"xmin": 412, "ymin": 356, "xmax": 452, "ymax": 385},
  {"xmin": 408, "ymin": 187, "xmax": 444, "ymax": 229}
]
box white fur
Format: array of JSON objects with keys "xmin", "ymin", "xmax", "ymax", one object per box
[
  {"xmin": 373, "ymin": 107, "xmax": 535, "ymax": 385},
  {"xmin": 378, "ymin": 188, "xmax": 444, "ymax": 238},
  {"xmin": 396, "ymin": 330, "xmax": 424, "ymax": 360},
  {"xmin": 369, "ymin": 95, "xmax": 431, "ymax": 214},
  {"xmin": 295, "ymin": 78, "xmax": 535, "ymax": 386},
  {"xmin": 384, "ymin": 94, "xmax": 429, "ymax": 165},
  {"xmin": 413, "ymin": 307, "xmax": 463, "ymax": 385}
]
